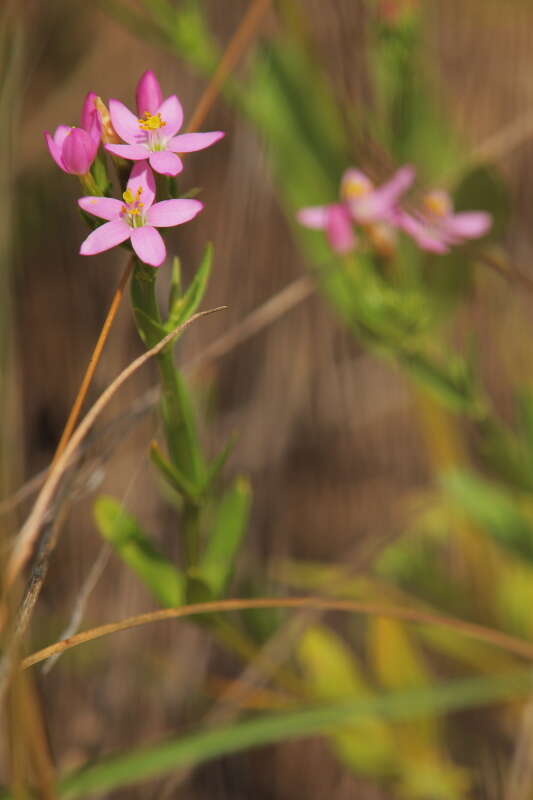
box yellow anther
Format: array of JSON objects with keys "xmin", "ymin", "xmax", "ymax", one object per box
[
  {"xmin": 123, "ymin": 189, "xmax": 134, "ymax": 204},
  {"xmin": 138, "ymin": 111, "xmax": 165, "ymax": 131},
  {"xmin": 423, "ymin": 191, "xmax": 451, "ymax": 218},
  {"xmin": 341, "ymin": 172, "xmax": 373, "ymax": 201}
]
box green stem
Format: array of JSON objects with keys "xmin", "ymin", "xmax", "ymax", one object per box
[{"xmin": 130, "ymin": 259, "xmax": 205, "ymax": 569}]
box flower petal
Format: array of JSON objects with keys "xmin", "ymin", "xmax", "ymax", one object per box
[
  {"xmin": 78, "ymin": 196, "xmax": 124, "ymax": 220},
  {"xmin": 81, "ymin": 91, "xmax": 101, "ymax": 144},
  {"xmin": 53, "ymin": 125, "xmax": 73, "ymax": 150},
  {"xmin": 167, "ymin": 131, "xmax": 225, "ymax": 153},
  {"xmin": 146, "ymin": 199, "xmax": 203, "ymax": 228},
  {"xmin": 297, "ymin": 206, "xmax": 329, "ymax": 230},
  {"xmin": 105, "ymin": 143, "xmax": 150, "ymax": 160},
  {"xmin": 136, "ymin": 70, "xmax": 163, "ymax": 115},
  {"xmin": 157, "ymin": 94, "xmax": 184, "ymax": 138},
  {"xmin": 398, "ymin": 211, "xmax": 449, "ymax": 254},
  {"xmin": 443, "ymin": 211, "xmax": 492, "ymax": 241},
  {"xmin": 45, "ymin": 130, "xmax": 67, "ymax": 171},
  {"xmin": 352, "ymin": 165, "xmax": 415, "ymax": 223},
  {"xmin": 109, "ymin": 99, "xmax": 144, "ymax": 145},
  {"xmin": 148, "ymin": 150, "xmax": 183, "ymax": 176},
  {"xmin": 62, "ymin": 128, "xmax": 97, "ymax": 174},
  {"xmin": 126, "ymin": 162, "xmax": 156, "ymax": 210},
  {"xmin": 80, "ymin": 219, "xmax": 131, "ymax": 256},
  {"xmin": 130, "ymin": 226, "xmax": 166, "ymax": 267},
  {"xmin": 326, "ymin": 205, "xmax": 356, "ymax": 253}
]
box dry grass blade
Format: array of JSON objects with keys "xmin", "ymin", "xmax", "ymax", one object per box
[
  {"xmin": 21, "ymin": 595, "xmax": 533, "ymax": 670},
  {"xmin": 1, "ymin": 307, "xmax": 226, "ymax": 604},
  {"xmin": 186, "ymin": 0, "xmax": 272, "ymax": 134}
]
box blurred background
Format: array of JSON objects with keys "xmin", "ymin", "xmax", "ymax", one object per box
[{"xmin": 4, "ymin": 0, "xmax": 533, "ymax": 797}]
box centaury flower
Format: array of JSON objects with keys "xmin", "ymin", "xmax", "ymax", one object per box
[
  {"xmin": 78, "ymin": 163, "xmax": 203, "ymax": 267},
  {"xmin": 45, "ymin": 92, "xmax": 101, "ymax": 175},
  {"xmin": 398, "ymin": 190, "xmax": 492, "ymax": 254},
  {"xmin": 105, "ymin": 70, "xmax": 224, "ymax": 176},
  {"xmin": 297, "ymin": 165, "xmax": 415, "ymax": 254}
]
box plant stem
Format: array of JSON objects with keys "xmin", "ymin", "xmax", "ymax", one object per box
[{"xmin": 130, "ymin": 259, "xmax": 204, "ymax": 569}]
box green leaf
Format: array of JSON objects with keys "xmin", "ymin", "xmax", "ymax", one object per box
[
  {"xmin": 297, "ymin": 625, "xmax": 395, "ymax": 775},
  {"xmin": 150, "ymin": 441, "xmax": 201, "ymax": 504},
  {"xmin": 167, "ymin": 243, "xmax": 213, "ymax": 330},
  {"xmin": 203, "ymin": 437, "xmax": 236, "ymax": 492},
  {"xmin": 56, "ymin": 673, "xmax": 533, "ymax": 797},
  {"xmin": 94, "ymin": 496, "xmax": 184, "ymax": 607},
  {"xmin": 198, "ymin": 477, "xmax": 252, "ymax": 598},
  {"xmin": 441, "ymin": 470, "xmax": 533, "ymax": 561},
  {"xmin": 158, "ymin": 361, "xmax": 206, "ymax": 485},
  {"xmin": 168, "ymin": 255, "xmax": 181, "ymax": 314},
  {"xmin": 132, "ymin": 306, "xmax": 168, "ymax": 348}
]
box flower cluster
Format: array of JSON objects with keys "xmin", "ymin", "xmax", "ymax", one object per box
[
  {"xmin": 45, "ymin": 71, "xmax": 224, "ymax": 267},
  {"xmin": 297, "ymin": 166, "xmax": 491, "ymax": 256}
]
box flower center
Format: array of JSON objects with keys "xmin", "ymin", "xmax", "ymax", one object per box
[
  {"xmin": 121, "ymin": 186, "xmax": 145, "ymax": 227},
  {"xmin": 342, "ymin": 173, "xmax": 373, "ymax": 201},
  {"xmin": 423, "ymin": 190, "xmax": 451, "ymax": 218},
  {"xmin": 138, "ymin": 111, "xmax": 165, "ymax": 131}
]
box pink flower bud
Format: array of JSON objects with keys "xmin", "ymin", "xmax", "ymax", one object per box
[
  {"xmin": 45, "ymin": 126, "xmax": 98, "ymax": 175},
  {"xmin": 62, "ymin": 128, "xmax": 98, "ymax": 174},
  {"xmin": 136, "ymin": 70, "xmax": 163, "ymax": 115},
  {"xmin": 81, "ymin": 91, "xmax": 101, "ymax": 145}
]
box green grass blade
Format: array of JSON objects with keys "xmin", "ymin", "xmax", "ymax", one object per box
[{"xmin": 57, "ymin": 672, "xmax": 533, "ymax": 797}]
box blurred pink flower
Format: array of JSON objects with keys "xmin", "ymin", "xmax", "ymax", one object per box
[
  {"xmin": 297, "ymin": 203, "xmax": 356, "ymax": 254},
  {"xmin": 78, "ymin": 163, "xmax": 203, "ymax": 267},
  {"xmin": 398, "ymin": 190, "xmax": 492, "ymax": 254},
  {"xmin": 342, "ymin": 166, "xmax": 415, "ymax": 225},
  {"xmin": 297, "ymin": 165, "xmax": 414, "ymax": 254},
  {"xmin": 45, "ymin": 92, "xmax": 101, "ymax": 175},
  {"xmin": 105, "ymin": 71, "xmax": 224, "ymax": 176}
]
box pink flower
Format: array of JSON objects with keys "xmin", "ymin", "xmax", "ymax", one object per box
[
  {"xmin": 297, "ymin": 203, "xmax": 356, "ymax": 254},
  {"xmin": 342, "ymin": 166, "xmax": 415, "ymax": 224},
  {"xmin": 297, "ymin": 165, "xmax": 414, "ymax": 254},
  {"xmin": 45, "ymin": 92, "xmax": 101, "ymax": 175},
  {"xmin": 105, "ymin": 71, "xmax": 224, "ymax": 176},
  {"xmin": 78, "ymin": 163, "xmax": 203, "ymax": 267},
  {"xmin": 398, "ymin": 190, "xmax": 492, "ymax": 254}
]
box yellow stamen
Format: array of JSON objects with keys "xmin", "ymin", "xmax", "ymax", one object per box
[
  {"xmin": 122, "ymin": 189, "xmax": 134, "ymax": 204},
  {"xmin": 423, "ymin": 191, "xmax": 451, "ymax": 218},
  {"xmin": 138, "ymin": 111, "xmax": 165, "ymax": 131}
]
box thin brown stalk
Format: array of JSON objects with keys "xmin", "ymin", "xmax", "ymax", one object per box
[
  {"xmin": 21, "ymin": 595, "xmax": 533, "ymax": 671},
  {"xmin": 2, "ymin": 307, "xmax": 225, "ymax": 603},
  {"xmin": 186, "ymin": 0, "xmax": 272, "ymax": 134},
  {"xmin": 51, "ymin": 257, "xmax": 134, "ymax": 464},
  {"xmin": 0, "ymin": 275, "xmax": 315, "ymax": 518}
]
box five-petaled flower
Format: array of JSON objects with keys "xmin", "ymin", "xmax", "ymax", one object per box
[
  {"xmin": 297, "ymin": 165, "xmax": 415, "ymax": 254},
  {"xmin": 78, "ymin": 163, "xmax": 203, "ymax": 267},
  {"xmin": 105, "ymin": 70, "xmax": 224, "ymax": 176},
  {"xmin": 45, "ymin": 92, "xmax": 101, "ymax": 175},
  {"xmin": 397, "ymin": 190, "xmax": 492, "ymax": 254}
]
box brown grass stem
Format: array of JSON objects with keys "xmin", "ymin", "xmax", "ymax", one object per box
[
  {"xmin": 21, "ymin": 595, "xmax": 533, "ymax": 671},
  {"xmin": 2, "ymin": 307, "xmax": 225, "ymax": 604}
]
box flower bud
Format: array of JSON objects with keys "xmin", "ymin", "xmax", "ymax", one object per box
[
  {"xmin": 136, "ymin": 70, "xmax": 163, "ymax": 116},
  {"xmin": 45, "ymin": 126, "xmax": 97, "ymax": 175},
  {"xmin": 62, "ymin": 128, "xmax": 98, "ymax": 174},
  {"xmin": 81, "ymin": 91, "xmax": 101, "ymax": 144}
]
